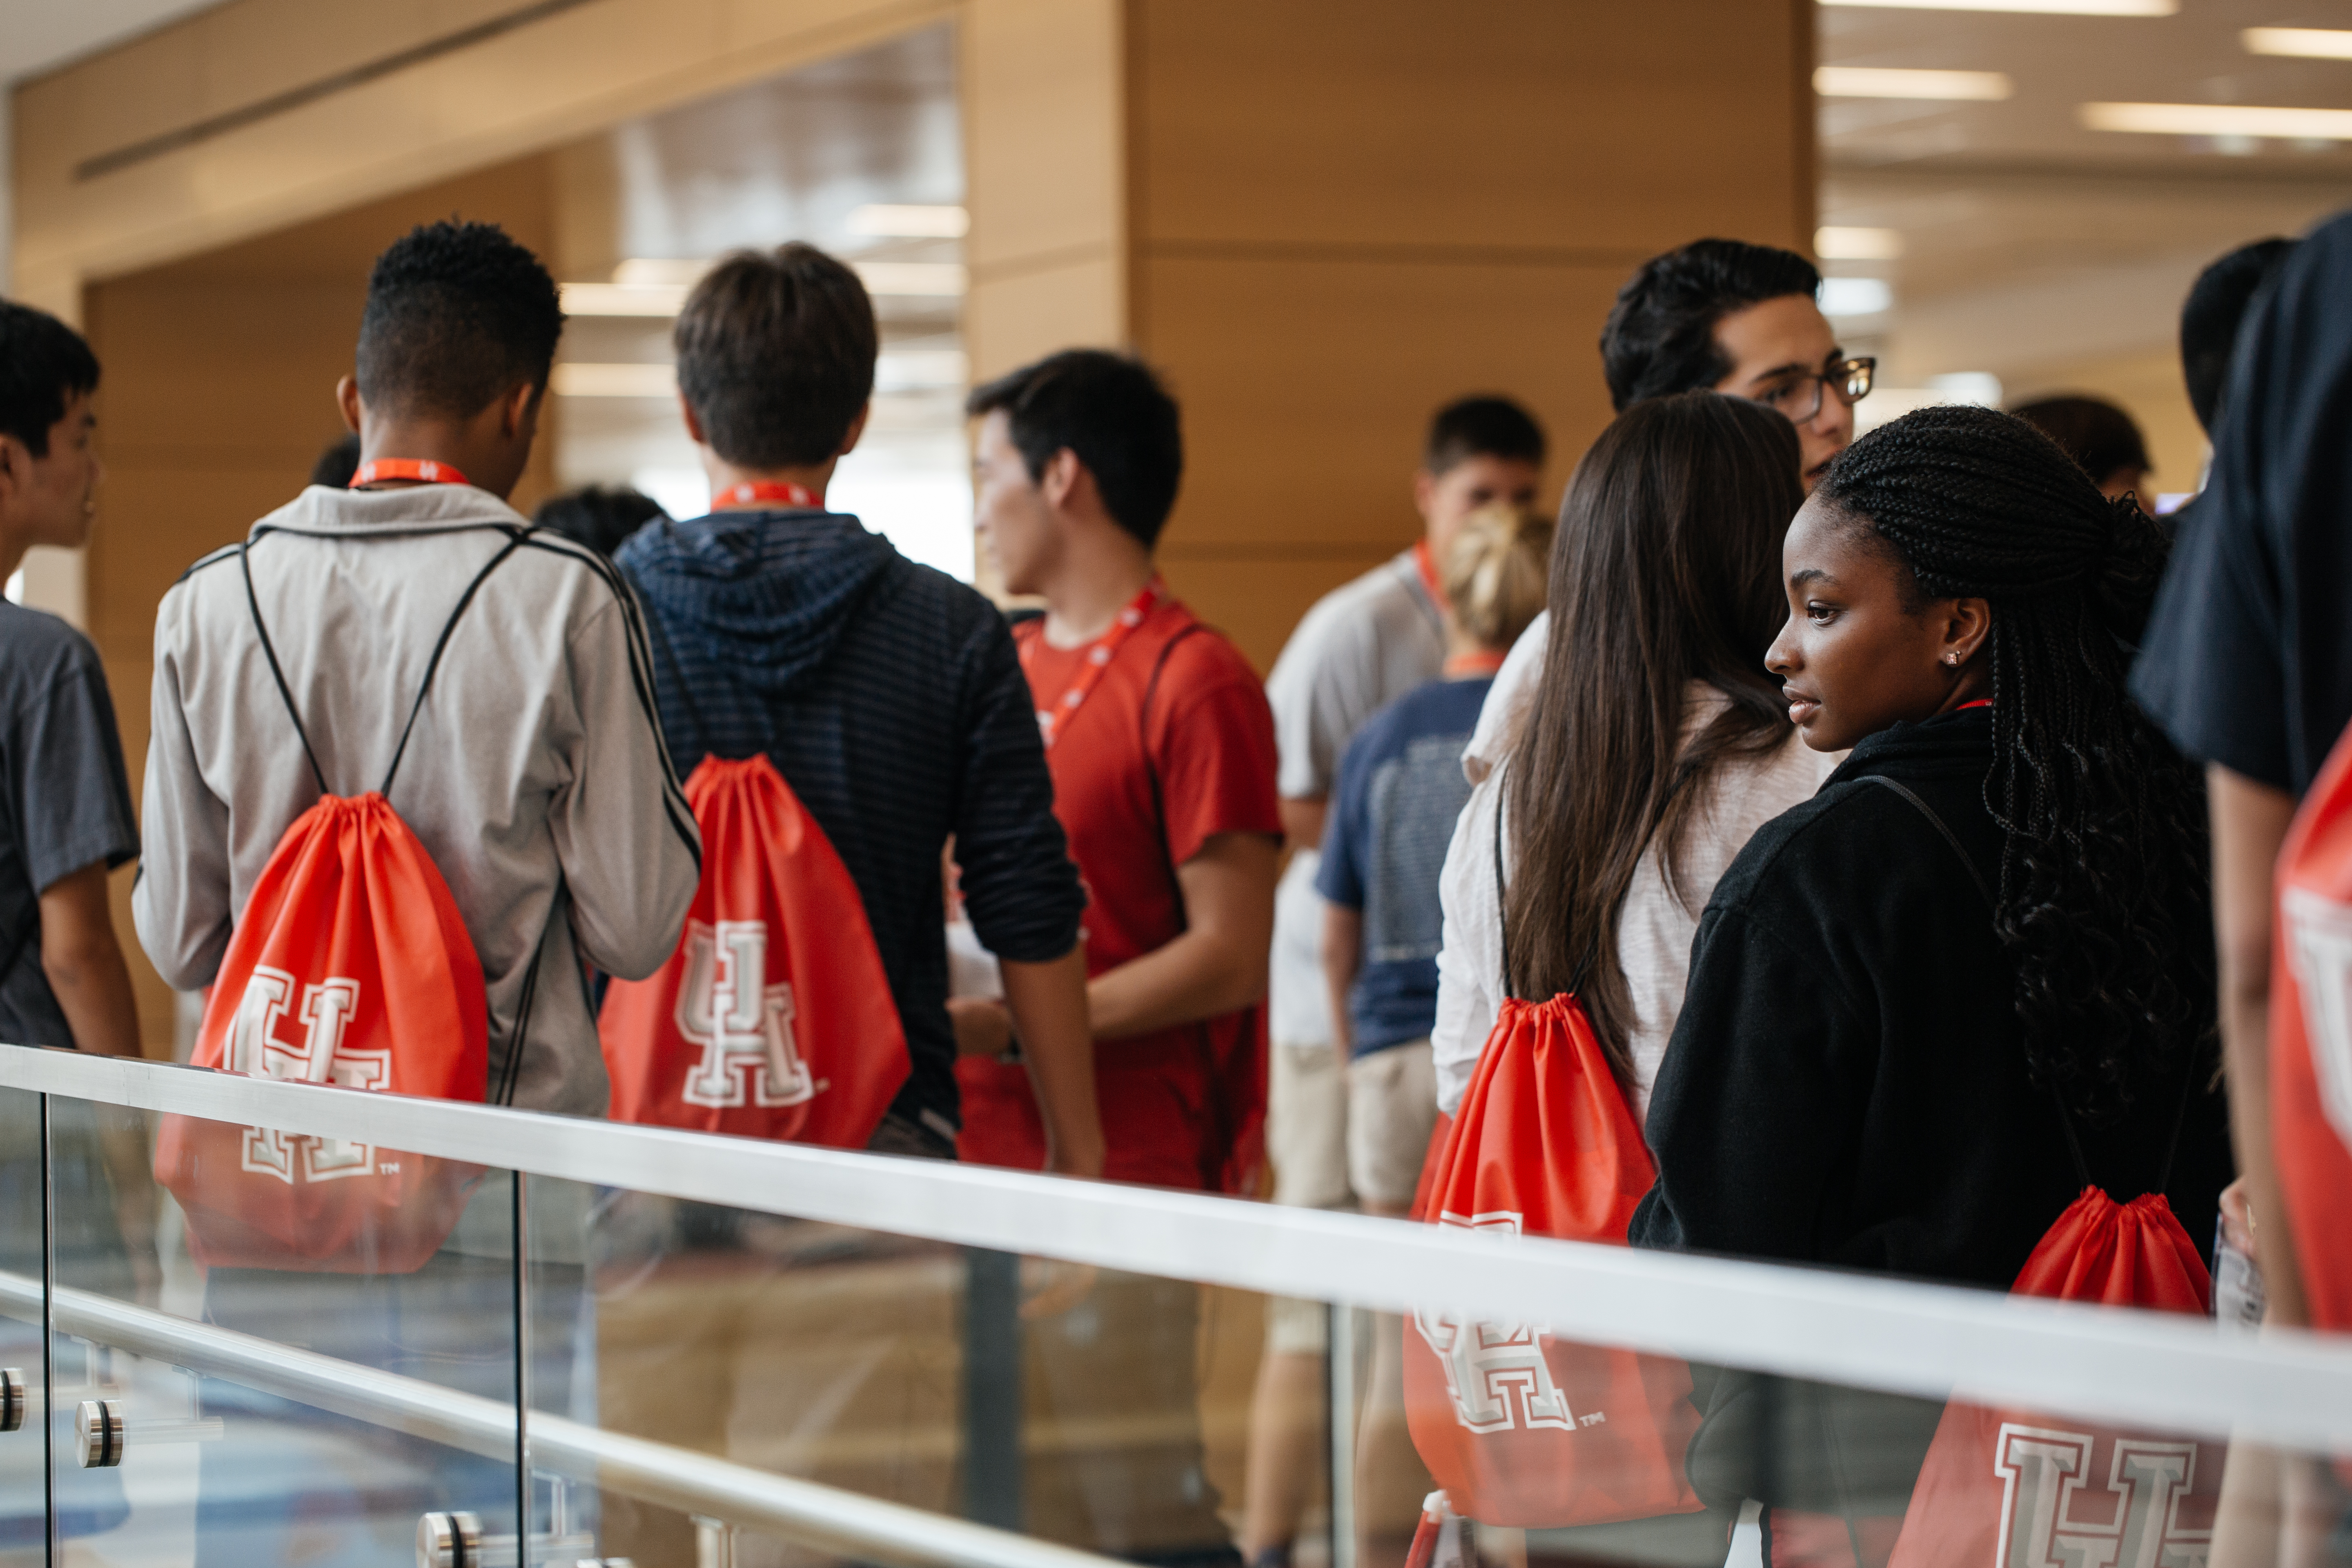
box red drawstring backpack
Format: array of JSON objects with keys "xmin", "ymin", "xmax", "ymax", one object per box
[
  {"xmin": 1401, "ymin": 806, "xmax": 1704, "ymax": 1528},
  {"xmin": 599, "ymin": 752, "xmax": 909, "ymax": 1145},
  {"xmin": 1882, "ymin": 1173, "xmax": 2220, "ymax": 1568},
  {"xmin": 154, "ymin": 532, "xmax": 523, "ymax": 1273},
  {"xmin": 2272, "ymin": 717, "xmax": 2352, "ymax": 1336},
  {"xmin": 1880, "ymin": 777, "xmax": 2220, "ymax": 1568}
]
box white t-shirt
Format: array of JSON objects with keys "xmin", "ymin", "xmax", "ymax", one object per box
[
  {"xmin": 1430, "ymin": 683, "xmax": 1840, "ymax": 1118},
  {"xmin": 1263, "ymin": 549, "xmax": 1447, "ymax": 1047},
  {"xmin": 1462, "ymin": 607, "xmax": 1546, "ymax": 785}
]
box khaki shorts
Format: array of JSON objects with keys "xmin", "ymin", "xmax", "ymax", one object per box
[
  {"xmin": 1345, "ymin": 1038, "xmax": 1437, "ymax": 1212},
  {"xmin": 1267, "ymin": 1038, "xmax": 1353, "ymax": 1211},
  {"xmin": 1265, "ymin": 1039, "xmax": 1353, "ymax": 1356}
]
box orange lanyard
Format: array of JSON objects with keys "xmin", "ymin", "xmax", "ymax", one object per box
[
  {"xmin": 1022, "ymin": 578, "xmax": 1167, "ymax": 749},
  {"xmin": 350, "ymin": 459, "xmax": 469, "ymax": 488},
  {"xmin": 713, "ymin": 481, "xmax": 817, "ymax": 509},
  {"xmin": 1444, "ymin": 650, "xmax": 1507, "ymax": 677}
]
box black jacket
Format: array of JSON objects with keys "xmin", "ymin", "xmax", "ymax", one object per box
[{"xmin": 1628, "ymin": 707, "xmax": 2232, "ymax": 1290}]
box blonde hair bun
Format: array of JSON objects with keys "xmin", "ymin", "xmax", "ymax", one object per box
[{"xmin": 1442, "ymin": 501, "xmax": 1552, "ymax": 650}]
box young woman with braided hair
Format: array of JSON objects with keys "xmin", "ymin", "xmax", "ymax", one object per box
[{"xmin": 1631, "ymin": 402, "xmax": 2232, "ymax": 1293}]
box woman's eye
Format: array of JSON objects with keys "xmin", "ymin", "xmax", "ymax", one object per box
[{"xmin": 1806, "ymin": 602, "xmax": 1838, "ymax": 625}]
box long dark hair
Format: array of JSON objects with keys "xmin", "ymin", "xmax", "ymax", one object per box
[
  {"xmin": 1503, "ymin": 392, "xmax": 1803, "ymax": 1086},
  {"xmin": 1814, "ymin": 403, "xmax": 2206, "ymax": 1123}
]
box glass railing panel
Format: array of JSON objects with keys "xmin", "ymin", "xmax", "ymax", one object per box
[
  {"xmin": 533, "ymin": 1171, "xmax": 1277, "ymax": 1567},
  {"xmin": 0, "ymin": 1087, "xmax": 45, "ymax": 1567},
  {"xmin": 1368, "ymin": 1295, "xmax": 2313, "ymax": 1568},
  {"xmin": 38, "ymin": 1095, "xmax": 523, "ymax": 1567}
]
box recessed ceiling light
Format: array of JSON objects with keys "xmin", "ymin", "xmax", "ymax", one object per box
[
  {"xmin": 1816, "ymin": 67, "xmax": 2015, "ymax": 100},
  {"xmin": 562, "ymin": 262, "xmax": 968, "ymax": 315},
  {"xmin": 1816, "ymin": 226, "xmax": 1907, "ymax": 260},
  {"xmin": 613, "ymin": 258, "xmax": 706, "ymax": 287},
  {"xmin": 1820, "ymin": 278, "xmax": 1894, "ymax": 316},
  {"xmin": 560, "ymin": 283, "xmax": 690, "ymax": 317},
  {"xmin": 1821, "ymin": 0, "xmax": 2173, "ymax": 12},
  {"xmin": 847, "ymin": 204, "xmax": 969, "ymax": 238},
  {"xmin": 550, "ymin": 363, "xmax": 678, "ymax": 398},
  {"xmin": 2080, "ymin": 101, "xmax": 2352, "ymax": 139},
  {"xmin": 2243, "ymin": 27, "xmax": 2352, "ymax": 60}
]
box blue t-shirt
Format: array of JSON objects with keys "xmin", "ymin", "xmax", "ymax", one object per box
[{"xmin": 1315, "ymin": 675, "xmax": 1490, "ymax": 1056}]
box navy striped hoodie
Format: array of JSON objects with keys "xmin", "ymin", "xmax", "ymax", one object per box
[{"xmin": 615, "ymin": 508, "xmax": 1083, "ymax": 1137}]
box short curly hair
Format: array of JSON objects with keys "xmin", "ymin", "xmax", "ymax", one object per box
[{"xmin": 355, "ymin": 221, "xmax": 564, "ymax": 419}]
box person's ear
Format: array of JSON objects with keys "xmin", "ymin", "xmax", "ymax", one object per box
[
  {"xmin": 335, "ymin": 376, "xmax": 363, "ymax": 437},
  {"xmin": 1412, "ymin": 468, "xmax": 1438, "ymax": 522},
  {"xmin": 677, "ymin": 393, "xmax": 708, "ymax": 447},
  {"xmin": 0, "ymin": 434, "xmax": 23, "ymax": 520},
  {"xmin": 1942, "ymin": 597, "xmax": 1992, "ymax": 667},
  {"xmin": 1040, "ymin": 448, "xmax": 1084, "ymax": 514},
  {"xmin": 499, "ymin": 381, "xmax": 538, "ymax": 440},
  {"xmin": 834, "ymin": 402, "xmax": 871, "ymax": 460}
]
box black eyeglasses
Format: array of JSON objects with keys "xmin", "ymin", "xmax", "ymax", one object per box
[{"xmin": 1751, "ymin": 357, "xmax": 1876, "ymax": 425}]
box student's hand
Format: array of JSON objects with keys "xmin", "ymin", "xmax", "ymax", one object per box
[
  {"xmin": 948, "ymin": 997, "xmax": 1014, "ymax": 1059},
  {"xmin": 2219, "ymin": 1175, "xmax": 2258, "ymax": 1264}
]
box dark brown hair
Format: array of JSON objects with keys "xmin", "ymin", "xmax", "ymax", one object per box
[
  {"xmin": 674, "ymin": 243, "xmax": 876, "ymax": 470},
  {"xmin": 1502, "ymin": 392, "xmax": 1803, "ymax": 1085}
]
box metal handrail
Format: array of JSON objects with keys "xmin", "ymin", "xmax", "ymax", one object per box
[
  {"xmin": 6, "ymin": 1044, "xmax": 2352, "ymax": 1453},
  {"xmin": 0, "ymin": 1269, "xmax": 1120, "ymax": 1568}
]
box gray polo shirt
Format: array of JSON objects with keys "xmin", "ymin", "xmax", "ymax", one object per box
[{"xmin": 1262, "ymin": 548, "xmax": 1446, "ymax": 1048}]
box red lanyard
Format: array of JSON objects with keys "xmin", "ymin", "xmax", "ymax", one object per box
[
  {"xmin": 1412, "ymin": 537, "xmax": 1447, "ymax": 613},
  {"xmin": 1444, "ymin": 650, "xmax": 1508, "ymax": 677},
  {"xmin": 1022, "ymin": 578, "xmax": 1167, "ymax": 749},
  {"xmin": 713, "ymin": 481, "xmax": 817, "ymax": 510},
  {"xmin": 1955, "ymin": 698, "xmax": 1992, "ymax": 711},
  {"xmin": 350, "ymin": 458, "xmax": 469, "ymax": 488}
]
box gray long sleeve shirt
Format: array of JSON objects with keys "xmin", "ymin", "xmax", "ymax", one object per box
[{"xmin": 132, "ymin": 483, "xmax": 702, "ymax": 1117}]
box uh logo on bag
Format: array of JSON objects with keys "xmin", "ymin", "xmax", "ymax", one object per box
[
  {"xmin": 1412, "ymin": 1210, "xmax": 1601, "ymax": 1437},
  {"xmin": 1988, "ymin": 1424, "xmax": 2210, "ymax": 1568},
  {"xmin": 221, "ymin": 966, "xmax": 386, "ymax": 1181},
  {"xmin": 674, "ymin": 919, "xmax": 811, "ymax": 1108},
  {"xmin": 601, "ymin": 754, "xmax": 909, "ymax": 1146}
]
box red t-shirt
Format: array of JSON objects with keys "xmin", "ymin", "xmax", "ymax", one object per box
[{"xmin": 956, "ymin": 596, "xmax": 1282, "ymax": 1190}]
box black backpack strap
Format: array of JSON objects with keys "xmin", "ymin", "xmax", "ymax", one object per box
[
  {"xmin": 240, "ymin": 537, "xmax": 329, "ymax": 796},
  {"xmin": 1859, "ymin": 773, "xmax": 2103, "ymax": 1187},
  {"xmin": 381, "ymin": 528, "xmax": 529, "ymax": 794},
  {"xmin": 1860, "ymin": 775, "xmax": 1992, "ymax": 909},
  {"xmin": 1138, "ymin": 619, "xmax": 1213, "ymax": 906}
]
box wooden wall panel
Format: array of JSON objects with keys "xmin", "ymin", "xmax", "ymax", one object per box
[
  {"xmin": 964, "ymin": 0, "xmax": 1125, "ymax": 381},
  {"xmin": 1132, "ymin": 0, "xmax": 1812, "ymax": 256},
  {"xmin": 1128, "ymin": 0, "xmax": 1815, "ymax": 670}
]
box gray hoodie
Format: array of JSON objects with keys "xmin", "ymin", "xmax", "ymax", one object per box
[{"xmin": 133, "ymin": 483, "xmax": 701, "ymax": 1117}]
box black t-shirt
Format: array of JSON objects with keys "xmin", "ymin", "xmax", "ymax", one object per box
[
  {"xmin": 0, "ymin": 602, "xmax": 139, "ymax": 1048},
  {"xmin": 2132, "ymin": 207, "xmax": 2352, "ymax": 797}
]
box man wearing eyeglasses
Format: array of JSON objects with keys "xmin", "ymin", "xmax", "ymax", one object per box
[
  {"xmin": 1460, "ymin": 237, "xmax": 1872, "ymax": 791},
  {"xmin": 1601, "ymin": 236, "xmax": 1873, "ymax": 489}
]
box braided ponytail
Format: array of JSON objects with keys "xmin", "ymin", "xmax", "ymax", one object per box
[{"xmin": 1815, "ymin": 404, "xmax": 2207, "ymax": 1124}]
